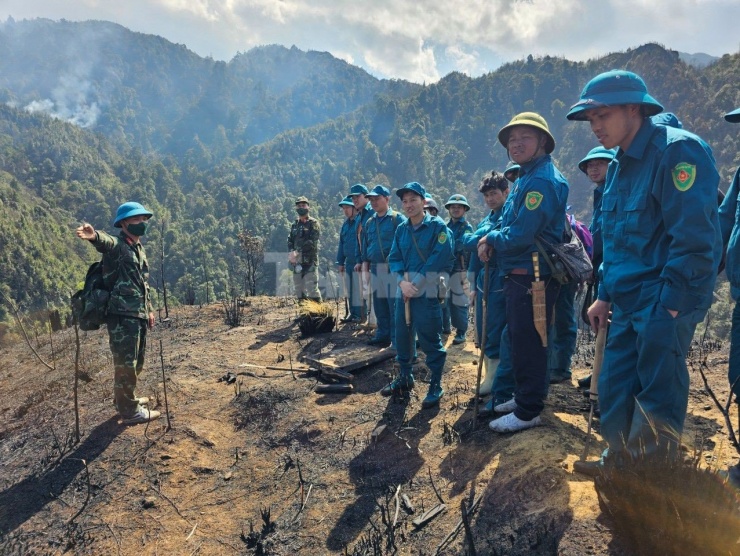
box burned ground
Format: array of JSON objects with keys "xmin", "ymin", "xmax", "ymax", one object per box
[{"xmin": 0, "ymin": 297, "xmax": 738, "ymax": 555}]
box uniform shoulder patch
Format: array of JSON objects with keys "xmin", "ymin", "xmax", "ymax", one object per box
[
  {"xmin": 525, "ymin": 191, "xmax": 544, "ymax": 210},
  {"xmin": 672, "ymin": 162, "xmax": 696, "ymax": 191},
  {"xmin": 438, "ymin": 231, "xmax": 448, "ymax": 244}
]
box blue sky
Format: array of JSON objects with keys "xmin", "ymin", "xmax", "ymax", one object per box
[{"xmin": 2, "ymin": 0, "xmax": 739, "ymax": 83}]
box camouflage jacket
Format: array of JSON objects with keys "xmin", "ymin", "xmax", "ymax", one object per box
[
  {"xmin": 91, "ymin": 230, "xmax": 152, "ymax": 319},
  {"xmin": 288, "ymin": 216, "xmax": 320, "ymax": 266}
]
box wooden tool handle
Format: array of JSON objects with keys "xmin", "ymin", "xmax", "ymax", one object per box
[
  {"xmin": 404, "ymin": 272, "xmax": 411, "ymax": 326},
  {"xmin": 590, "ymin": 327, "xmax": 607, "ymax": 400},
  {"xmin": 532, "ymin": 252, "xmax": 540, "ymax": 282}
]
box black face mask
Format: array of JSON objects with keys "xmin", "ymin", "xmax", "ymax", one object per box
[
  {"xmin": 127, "ymin": 221, "xmax": 148, "ymax": 236},
  {"xmin": 296, "ymin": 208, "xmax": 309, "ymax": 217}
]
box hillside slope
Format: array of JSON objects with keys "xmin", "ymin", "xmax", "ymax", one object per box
[{"xmin": 0, "ymin": 300, "xmax": 737, "ymax": 554}]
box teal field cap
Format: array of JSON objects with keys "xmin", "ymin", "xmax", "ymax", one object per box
[
  {"xmin": 396, "ymin": 181, "xmax": 427, "ymax": 200},
  {"xmin": 366, "ymin": 185, "xmax": 391, "ymax": 197},
  {"xmin": 349, "ymin": 183, "xmax": 369, "ymax": 196},
  {"xmin": 578, "ymin": 147, "xmax": 617, "ymax": 174},
  {"xmin": 504, "ymin": 161, "xmax": 520, "ymax": 182}
]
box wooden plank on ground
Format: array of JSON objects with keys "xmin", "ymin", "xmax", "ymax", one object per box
[
  {"xmin": 315, "ymin": 384, "xmax": 354, "ymax": 394},
  {"xmin": 371, "ymin": 424, "xmax": 387, "ymax": 443},
  {"xmin": 412, "ymin": 503, "xmax": 446, "ymax": 528},
  {"xmin": 303, "ymin": 344, "xmax": 397, "ymax": 375},
  {"xmin": 320, "ymin": 367, "xmax": 354, "ymax": 383}
]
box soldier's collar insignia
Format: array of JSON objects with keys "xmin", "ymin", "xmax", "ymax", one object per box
[
  {"xmin": 525, "ymin": 191, "xmax": 544, "ymax": 210},
  {"xmin": 672, "ymin": 163, "xmax": 696, "ymax": 191}
]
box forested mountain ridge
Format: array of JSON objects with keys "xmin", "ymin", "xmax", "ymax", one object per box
[
  {"xmin": 0, "ymin": 18, "xmax": 418, "ymax": 156},
  {"xmin": 0, "ymin": 18, "xmax": 738, "ymax": 332}
]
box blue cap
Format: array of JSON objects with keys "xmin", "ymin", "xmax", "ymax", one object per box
[
  {"xmin": 338, "ymin": 195, "xmax": 354, "ymax": 207},
  {"xmin": 504, "ymin": 161, "xmax": 520, "ymax": 182},
  {"xmin": 113, "ymin": 201, "xmax": 153, "ymax": 228},
  {"xmin": 444, "ymin": 194, "xmax": 470, "ymax": 211},
  {"xmin": 396, "ymin": 181, "xmax": 427, "ymax": 200},
  {"xmin": 578, "ymin": 147, "xmax": 617, "ymax": 174},
  {"xmin": 651, "ymin": 112, "xmax": 682, "ymax": 129},
  {"xmin": 725, "ymin": 108, "xmax": 740, "ymax": 123},
  {"xmin": 366, "ymin": 185, "xmax": 391, "ymax": 197},
  {"xmin": 566, "ymin": 70, "xmax": 663, "ymax": 121},
  {"xmin": 349, "ymin": 183, "xmax": 369, "ymax": 196}
]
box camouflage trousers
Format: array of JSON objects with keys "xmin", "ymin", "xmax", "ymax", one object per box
[
  {"xmin": 293, "ymin": 264, "xmax": 321, "ymax": 301},
  {"xmin": 107, "ymin": 314, "xmax": 147, "ymax": 417}
]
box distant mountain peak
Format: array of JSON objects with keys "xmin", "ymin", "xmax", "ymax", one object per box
[{"xmin": 678, "ymin": 51, "xmax": 719, "ymax": 68}]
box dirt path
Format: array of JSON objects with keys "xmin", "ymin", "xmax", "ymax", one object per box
[{"xmin": 0, "ymin": 298, "xmax": 737, "ymax": 555}]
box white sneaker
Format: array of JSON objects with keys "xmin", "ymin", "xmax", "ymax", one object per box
[
  {"xmin": 478, "ymin": 357, "xmax": 499, "ymax": 396},
  {"xmin": 488, "ymin": 412, "xmax": 542, "ymax": 433},
  {"xmin": 122, "ymin": 407, "xmax": 161, "ymax": 425},
  {"xmin": 494, "ymin": 397, "xmax": 517, "ymax": 413}
]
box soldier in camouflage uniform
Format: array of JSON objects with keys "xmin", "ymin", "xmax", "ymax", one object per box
[
  {"xmin": 75, "ymin": 202, "xmax": 160, "ymax": 425},
  {"xmin": 288, "ymin": 196, "xmax": 322, "ymax": 301}
]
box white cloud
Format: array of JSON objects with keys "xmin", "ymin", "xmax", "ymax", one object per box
[
  {"xmin": 1, "ymin": 0, "xmax": 739, "ymax": 83},
  {"xmin": 444, "ymin": 45, "xmax": 483, "ymax": 77}
]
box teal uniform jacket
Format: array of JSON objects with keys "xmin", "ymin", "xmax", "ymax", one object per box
[
  {"xmin": 361, "ymin": 209, "xmax": 406, "ymax": 265},
  {"xmin": 590, "ymin": 184, "xmax": 604, "ymax": 268},
  {"xmin": 719, "ymin": 165, "xmax": 740, "ymax": 397},
  {"xmin": 353, "ymin": 203, "xmax": 376, "ymax": 262},
  {"xmin": 484, "ymin": 155, "xmax": 569, "ymax": 275},
  {"xmin": 388, "ymin": 213, "xmax": 454, "ymax": 295},
  {"xmin": 599, "ymin": 120, "xmax": 721, "ymax": 313},
  {"xmin": 447, "ymin": 217, "xmax": 474, "ymax": 272},
  {"xmin": 719, "ymin": 167, "xmax": 740, "ymax": 300},
  {"xmin": 464, "ymin": 209, "xmax": 501, "ymax": 290},
  {"xmin": 336, "ymin": 216, "xmax": 357, "ymax": 267}
]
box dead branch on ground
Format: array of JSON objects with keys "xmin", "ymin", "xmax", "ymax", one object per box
[
  {"xmin": 67, "ymin": 459, "xmax": 91, "ymax": 524},
  {"xmin": 1, "ymin": 291, "xmax": 54, "ymax": 370}
]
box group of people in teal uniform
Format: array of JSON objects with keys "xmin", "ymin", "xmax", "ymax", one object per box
[{"xmin": 323, "ymin": 68, "xmax": 740, "ymax": 484}]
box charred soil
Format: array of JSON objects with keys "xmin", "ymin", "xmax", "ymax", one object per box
[{"xmin": 0, "ymin": 297, "xmax": 738, "ymax": 555}]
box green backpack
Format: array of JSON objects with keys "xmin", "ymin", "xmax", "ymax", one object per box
[{"xmin": 71, "ymin": 259, "xmax": 110, "ymax": 331}]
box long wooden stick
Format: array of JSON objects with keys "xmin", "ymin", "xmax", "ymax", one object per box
[
  {"xmin": 472, "ymin": 261, "xmax": 490, "ymax": 427},
  {"xmin": 404, "ymin": 272, "xmax": 411, "ymax": 326},
  {"xmin": 581, "ymin": 327, "xmax": 607, "ymax": 461},
  {"xmin": 159, "ymin": 339, "xmax": 172, "ymax": 431}
]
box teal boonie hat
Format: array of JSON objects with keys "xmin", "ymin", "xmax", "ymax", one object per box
[
  {"xmin": 396, "ymin": 181, "xmax": 427, "ymax": 200},
  {"xmin": 366, "ymin": 185, "xmax": 391, "ymax": 197},
  {"xmin": 113, "ymin": 202, "xmax": 153, "ymax": 228},
  {"xmin": 578, "ymin": 147, "xmax": 617, "ymax": 174},
  {"xmin": 725, "ymin": 108, "xmax": 740, "ymax": 123},
  {"xmin": 504, "ymin": 161, "xmax": 520, "ymax": 182},
  {"xmin": 338, "ymin": 195, "xmax": 354, "ymax": 207},
  {"xmin": 349, "ymin": 183, "xmax": 369, "ymax": 196},
  {"xmin": 444, "ymin": 194, "xmax": 470, "ymax": 211},
  {"xmin": 566, "ymin": 70, "xmax": 663, "ymax": 121}
]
